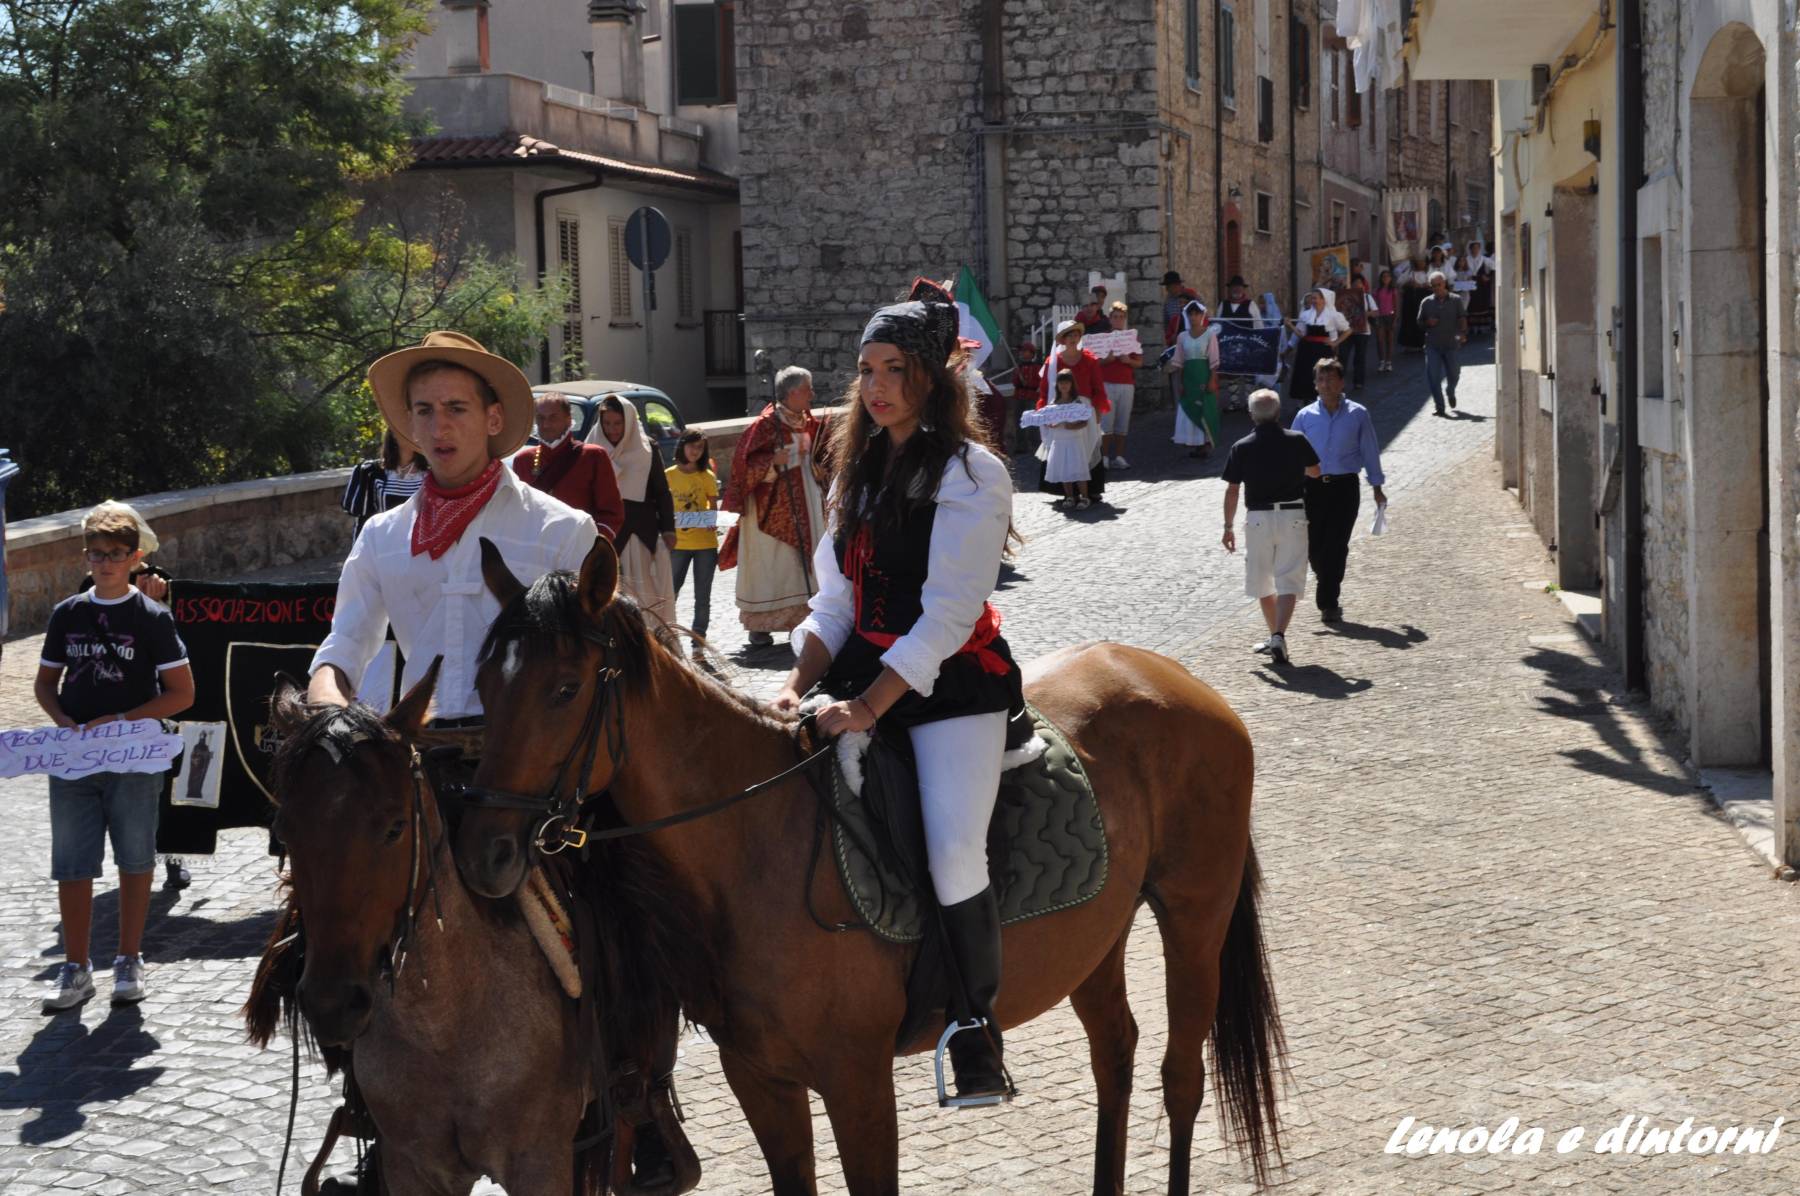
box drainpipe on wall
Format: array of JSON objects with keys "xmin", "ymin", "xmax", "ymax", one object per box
[
  {"xmin": 534, "ymin": 173, "xmax": 606, "ymax": 383},
  {"xmin": 1214, "ymin": 0, "xmax": 1227, "ymax": 299},
  {"xmin": 1618, "ymin": 0, "xmax": 1644, "ymax": 688},
  {"xmin": 1286, "ymin": 0, "xmax": 1298, "ymax": 313}
]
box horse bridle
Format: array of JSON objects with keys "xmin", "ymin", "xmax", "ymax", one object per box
[
  {"xmin": 387, "ymin": 749, "xmax": 446, "ymax": 986},
  {"xmin": 455, "ymin": 625, "xmax": 835, "ymax": 855}
]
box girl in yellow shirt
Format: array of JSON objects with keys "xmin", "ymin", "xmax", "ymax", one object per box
[{"xmin": 665, "ymin": 432, "xmax": 719, "ymax": 655}]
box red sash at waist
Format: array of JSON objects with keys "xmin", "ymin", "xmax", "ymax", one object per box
[{"xmin": 844, "ymin": 526, "xmax": 1011, "ymax": 677}]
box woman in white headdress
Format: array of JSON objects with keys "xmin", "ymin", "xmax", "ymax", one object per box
[{"xmin": 588, "ymin": 394, "xmax": 678, "ymax": 634}]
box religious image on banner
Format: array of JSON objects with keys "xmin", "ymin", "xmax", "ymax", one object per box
[
  {"xmin": 1308, "ymin": 244, "xmax": 1351, "ymax": 292},
  {"xmin": 169, "ymin": 721, "xmax": 225, "ymax": 809},
  {"xmin": 1383, "ymin": 188, "xmax": 1428, "ymax": 263}
]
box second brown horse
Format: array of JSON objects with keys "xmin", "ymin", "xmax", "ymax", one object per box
[{"xmin": 456, "ymin": 538, "xmax": 1285, "ymax": 1196}]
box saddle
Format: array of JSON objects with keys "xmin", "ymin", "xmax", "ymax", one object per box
[{"xmin": 822, "ymin": 703, "xmax": 1108, "ymax": 946}]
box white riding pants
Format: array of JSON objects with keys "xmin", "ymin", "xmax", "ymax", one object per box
[{"xmin": 907, "ymin": 710, "xmax": 1009, "ymax": 906}]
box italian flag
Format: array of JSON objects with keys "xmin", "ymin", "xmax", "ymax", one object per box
[{"xmin": 954, "ymin": 265, "xmax": 1008, "ymax": 373}]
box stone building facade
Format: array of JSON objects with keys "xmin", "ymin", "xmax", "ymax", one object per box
[
  {"xmin": 1407, "ymin": 0, "xmax": 1800, "ymax": 866},
  {"xmin": 737, "ymin": 0, "xmax": 1316, "ymax": 385}
]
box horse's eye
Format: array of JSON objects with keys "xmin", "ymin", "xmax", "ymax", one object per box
[
  {"xmin": 554, "ymin": 682, "xmax": 581, "ymax": 705},
  {"xmin": 384, "ymin": 820, "xmax": 406, "ymax": 844}
]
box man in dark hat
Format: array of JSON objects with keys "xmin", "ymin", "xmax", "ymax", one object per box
[
  {"xmin": 1161, "ymin": 270, "xmax": 1203, "ymax": 343},
  {"xmin": 1217, "ymin": 275, "xmax": 1264, "ymax": 327}
]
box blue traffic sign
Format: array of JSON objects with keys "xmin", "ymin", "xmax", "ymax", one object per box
[{"xmin": 625, "ymin": 206, "xmax": 672, "ymax": 272}]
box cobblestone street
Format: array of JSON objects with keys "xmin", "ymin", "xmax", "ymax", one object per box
[{"xmin": 4, "ymin": 346, "xmax": 1799, "ymax": 1194}]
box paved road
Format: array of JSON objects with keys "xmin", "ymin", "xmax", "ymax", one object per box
[{"xmin": 3, "ymin": 342, "xmax": 1798, "ymax": 1194}]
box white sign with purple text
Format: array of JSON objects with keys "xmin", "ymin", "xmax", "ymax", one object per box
[{"xmin": 0, "ymin": 719, "xmax": 183, "ymax": 781}]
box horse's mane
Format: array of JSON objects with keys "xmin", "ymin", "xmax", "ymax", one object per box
[
  {"xmin": 269, "ymin": 699, "xmax": 399, "ymax": 797},
  {"xmin": 480, "ymin": 568, "xmax": 794, "ymax": 732}
]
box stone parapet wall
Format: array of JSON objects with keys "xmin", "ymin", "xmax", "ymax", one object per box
[
  {"xmin": 1, "ymin": 411, "xmax": 830, "ymax": 639},
  {"xmin": 3, "ymin": 471, "xmax": 355, "ymax": 636}
]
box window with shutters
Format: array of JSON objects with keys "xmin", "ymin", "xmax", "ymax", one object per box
[
  {"xmin": 675, "ymin": 2, "xmax": 736, "ymax": 106},
  {"xmin": 1255, "ymin": 191, "xmax": 1274, "ymax": 235},
  {"xmin": 608, "ymin": 217, "xmax": 633, "ymax": 321},
  {"xmin": 675, "ymin": 228, "xmax": 695, "ymax": 320},
  {"xmin": 1257, "ymin": 75, "xmax": 1274, "ymax": 142},
  {"xmin": 1347, "ymin": 62, "xmax": 1362, "ymax": 127},
  {"xmin": 1220, "ymin": 4, "xmax": 1236, "ymax": 108},
  {"xmin": 1291, "ymin": 22, "xmax": 1310, "ymax": 109},
  {"xmin": 1185, "ymin": 0, "xmax": 1201, "ymax": 90},
  {"xmin": 1328, "ymin": 46, "xmax": 1339, "ymax": 126},
  {"xmin": 557, "ymin": 214, "xmax": 584, "ymax": 380}
]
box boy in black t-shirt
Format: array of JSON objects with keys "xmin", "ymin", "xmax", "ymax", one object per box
[{"xmin": 33, "ymin": 505, "xmax": 193, "ymax": 1011}]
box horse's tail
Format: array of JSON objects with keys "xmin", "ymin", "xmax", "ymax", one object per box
[{"xmin": 1210, "ymin": 840, "xmax": 1288, "ymax": 1188}]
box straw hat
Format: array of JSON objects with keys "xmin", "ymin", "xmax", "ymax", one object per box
[{"xmin": 366, "ymin": 331, "xmax": 535, "ymax": 460}]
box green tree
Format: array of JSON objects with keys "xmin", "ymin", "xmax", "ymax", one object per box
[{"xmin": 0, "ymin": 0, "xmax": 568, "ymax": 518}]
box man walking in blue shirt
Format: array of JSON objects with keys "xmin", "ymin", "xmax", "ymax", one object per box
[{"xmin": 1291, "ymin": 358, "xmax": 1387, "ymax": 623}]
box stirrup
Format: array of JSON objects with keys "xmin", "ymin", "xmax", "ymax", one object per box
[{"xmin": 932, "ymin": 1019, "xmax": 1015, "ymax": 1109}]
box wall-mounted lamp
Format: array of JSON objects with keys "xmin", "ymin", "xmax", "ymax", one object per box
[
  {"xmin": 1583, "ymin": 117, "xmax": 1602, "ymax": 160},
  {"xmin": 1228, "ymin": 184, "xmax": 1242, "ymax": 200}
]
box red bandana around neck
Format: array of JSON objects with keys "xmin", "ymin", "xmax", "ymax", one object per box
[{"xmin": 411, "ymin": 458, "xmax": 503, "ymax": 560}]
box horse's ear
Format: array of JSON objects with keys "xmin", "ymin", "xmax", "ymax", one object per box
[
  {"xmin": 268, "ymin": 673, "xmax": 310, "ymax": 737},
  {"xmin": 577, "ymin": 535, "xmax": 619, "ymax": 620},
  {"xmin": 480, "ymin": 537, "xmax": 524, "ymax": 607},
  {"xmin": 387, "ymin": 656, "xmax": 442, "ymax": 741}
]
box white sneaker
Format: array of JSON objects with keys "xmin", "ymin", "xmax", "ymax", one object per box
[
  {"xmin": 1267, "ymin": 634, "xmax": 1290, "ymax": 666},
  {"xmin": 1112, "ymin": 456, "xmax": 1130, "ymax": 470},
  {"xmin": 43, "ymin": 962, "xmax": 95, "ymax": 1012},
  {"xmin": 111, "ymin": 954, "xmax": 147, "ymax": 1004}
]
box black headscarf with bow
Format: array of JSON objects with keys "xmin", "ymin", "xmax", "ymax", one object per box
[{"xmin": 859, "ymin": 277, "xmax": 960, "ymax": 367}]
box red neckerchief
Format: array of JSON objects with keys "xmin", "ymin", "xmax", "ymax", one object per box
[
  {"xmin": 411, "ymin": 459, "xmax": 503, "ymax": 560},
  {"xmin": 843, "ymin": 526, "xmax": 1010, "ymax": 676}
]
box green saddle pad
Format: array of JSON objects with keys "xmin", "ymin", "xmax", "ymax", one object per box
[{"xmin": 828, "ymin": 704, "xmax": 1108, "ymax": 944}]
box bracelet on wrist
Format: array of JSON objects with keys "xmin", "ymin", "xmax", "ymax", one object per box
[{"xmin": 853, "ymin": 696, "xmax": 878, "ymax": 723}]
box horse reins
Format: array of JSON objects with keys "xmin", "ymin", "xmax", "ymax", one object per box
[{"xmin": 456, "ymin": 626, "xmax": 835, "ymax": 852}]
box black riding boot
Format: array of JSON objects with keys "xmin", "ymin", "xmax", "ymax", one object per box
[{"xmin": 939, "ymin": 886, "xmax": 1010, "ymax": 1101}]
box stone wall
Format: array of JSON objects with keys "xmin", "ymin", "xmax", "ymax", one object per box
[
  {"xmin": 1000, "ymin": 0, "xmax": 1162, "ymax": 336},
  {"xmin": 1640, "ymin": 0, "xmax": 1682, "ymax": 179},
  {"xmin": 737, "ymin": 0, "xmax": 985, "ymax": 387},
  {"xmin": 3, "ymin": 472, "xmax": 354, "ymax": 637},
  {"xmin": 1641, "ymin": 448, "xmax": 1691, "ymax": 737}
]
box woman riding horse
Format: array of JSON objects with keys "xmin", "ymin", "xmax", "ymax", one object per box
[{"xmin": 774, "ymin": 277, "xmax": 1026, "ymax": 1104}]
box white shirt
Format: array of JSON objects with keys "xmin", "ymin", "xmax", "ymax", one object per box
[
  {"xmin": 792, "ymin": 445, "xmax": 1013, "ymax": 697},
  {"xmin": 312, "ymin": 465, "xmax": 599, "ymax": 719},
  {"xmin": 1297, "ymin": 306, "xmax": 1351, "ymax": 337}
]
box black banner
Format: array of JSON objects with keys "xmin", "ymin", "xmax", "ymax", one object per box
[
  {"xmin": 158, "ymin": 580, "xmax": 338, "ymax": 854},
  {"xmin": 1215, "ymin": 323, "xmax": 1282, "ymax": 376}
]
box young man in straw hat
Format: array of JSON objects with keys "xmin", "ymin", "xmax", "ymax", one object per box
[
  {"xmin": 300, "ymin": 333, "xmax": 691, "ymax": 1188},
  {"xmin": 305, "ymin": 331, "xmax": 598, "ymax": 716}
]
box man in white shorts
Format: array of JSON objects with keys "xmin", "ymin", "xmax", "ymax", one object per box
[
  {"xmin": 1221, "ymin": 388, "xmax": 1322, "ymax": 665},
  {"xmin": 1097, "ymin": 300, "xmax": 1143, "ymax": 469}
]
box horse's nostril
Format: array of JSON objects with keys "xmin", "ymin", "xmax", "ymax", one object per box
[{"xmin": 487, "ymin": 837, "xmax": 517, "ymax": 875}]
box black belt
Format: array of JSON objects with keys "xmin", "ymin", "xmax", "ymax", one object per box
[
  {"xmin": 427, "ymin": 716, "xmax": 485, "ymax": 730},
  {"xmin": 1246, "ymin": 500, "xmax": 1306, "ymax": 511},
  {"xmin": 1312, "ymin": 473, "xmax": 1359, "ymax": 484}
]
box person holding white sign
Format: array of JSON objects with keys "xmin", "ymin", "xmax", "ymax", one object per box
[
  {"xmin": 1041, "ymin": 369, "xmax": 1096, "ymax": 510},
  {"xmin": 34, "ymin": 503, "xmax": 194, "ymax": 1011},
  {"xmin": 665, "ymin": 430, "xmax": 720, "ymax": 654},
  {"xmin": 1097, "ymin": 301, "xmax": 1144, "ymax": 471}
]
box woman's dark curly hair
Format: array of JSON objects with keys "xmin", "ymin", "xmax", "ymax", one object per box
[{"xmin": 825, "ymin": 336, "xmax": 1018, "ymax": 553}]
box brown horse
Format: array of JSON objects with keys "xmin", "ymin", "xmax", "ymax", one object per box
[
  {"xmin": 246, "ymin": 661, "xmax": 602, "ymax": 1195},
  {"xmin": 455, "ymin": 538, "xmax": 1286, "ymax": 1196}
]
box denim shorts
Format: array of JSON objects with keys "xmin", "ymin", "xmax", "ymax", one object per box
[{"xmin": 48, "ymin": 771, "xmax": 163, "ymax": 881}]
